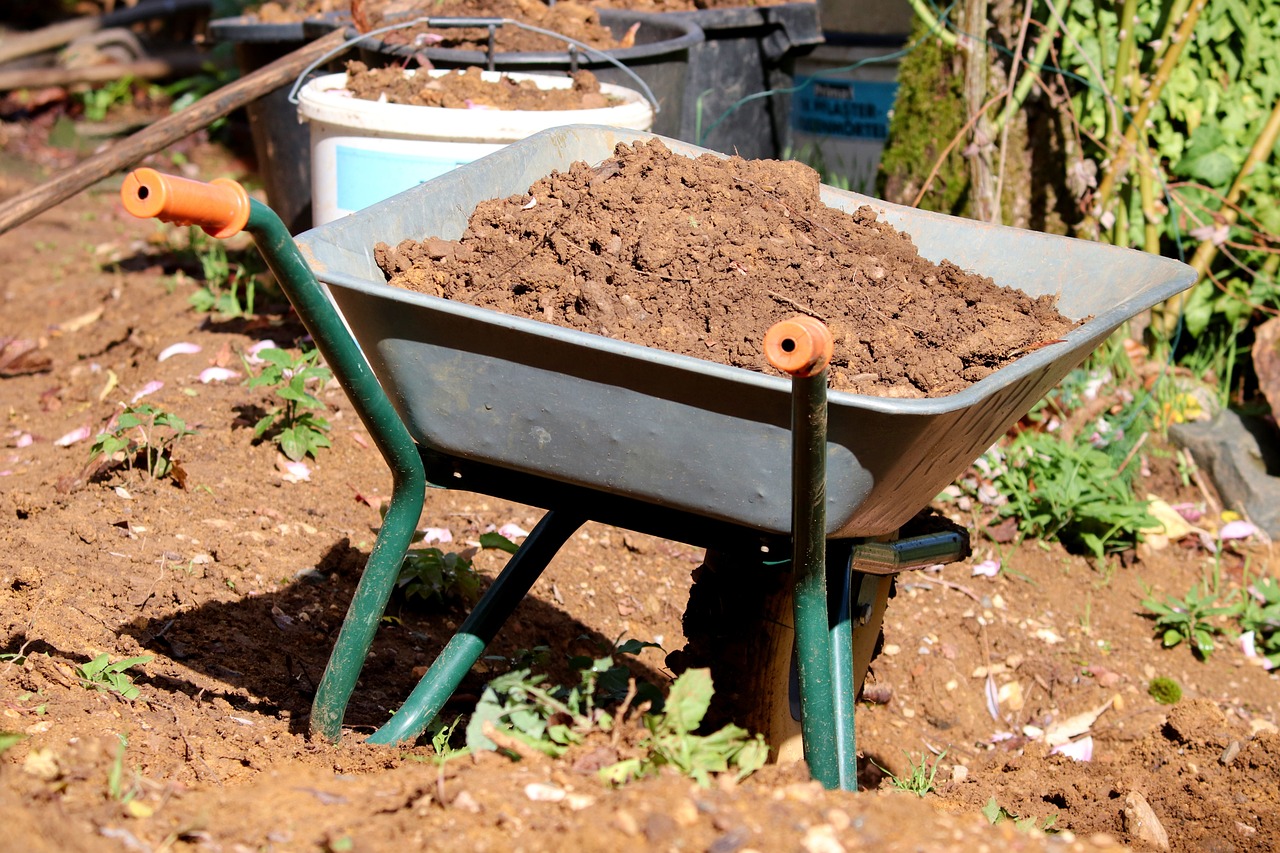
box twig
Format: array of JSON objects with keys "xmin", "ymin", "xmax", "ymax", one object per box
[
  {"xmin": 611, "ymin": 678, "xmax": 638, "ymax": 749},
  {"xmin": 1115, "ymin": 430, "xmax": 1148, "ymax": 476},
  {"xmin": 767, "ymin": 291, "xmax": 826, "ymax": 321},
  {"xmin": 912, "ymin": 92, "xmax": 1005, "ymax": 209},
  {"xmin": 480, "ymin": 720, "xmax": 544, "ymax": 762}
]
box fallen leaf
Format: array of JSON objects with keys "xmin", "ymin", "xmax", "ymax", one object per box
[
  {"xmin": 1143, "ymin": 496, "xmax": 1193, "ymax": 539},
  {"xmin": 1044, "ymin": 699, "xmax": 1112, "ymax": 746},
  {"xmin": 97, "ymin": 369, "xmax": 119, "ymax": 402},
  {"xmin": 53, "ymin": 306, "xmax": 103, "ymax": 333},
  {"xmin": 0, "ymin": 338, "xmax": 52, "ymax": 376}
]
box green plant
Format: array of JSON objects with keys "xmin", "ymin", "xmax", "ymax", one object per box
[
  {"xmin": 886, "ymin": 749, "xmax": 947, "ymax": 797},
  {"xmin": 425, "ymin": 715, "xmax": 469, "ymax": 763},
  {"xmin": 0, "ymin": 732, "xmax": 24, "ymax": 756},
  {"xmin": 1238, "ymin": 575, "xmax": 1280, "ymax": 669},
  {"xmin": 397, "ymin": 548, "xmax": 483, "ymax": 607},
  {"xmin": 396, "ymin": 531, "xmax": 521, "ymax": 608},
  {"xmin": 982, "ymin": 797, "xmax": 1060, "ymax": 833},
  {"xmin": 182, "ymin": 227, "xmax": 268, "ymax": 317},
  {"xmin": 245, "ymin": 347, "xmax": 333, "ymax": 461},
  {"xmin": 988, "ymin": 429, "xmax": 1156, "ymax": 560},
  {"xmin": 90, "ymin": 403, "xmax": 196, "ymax": 481},
  {"xmin": 77, "ymin": 76, "xmax": 137, "ymax": 122},
  {"xmin": 107, "ymin": 735, "xmax": 141, "ymax": 804},
  {"xmin": 1147, "ymin": 676, "xmax": 1183, "ymax": 705},
  {"xmin": 1141, "ymin": 582, "xmax": 1237, "ymax": 658},
  {"xmin": 598, "ymin": 668, "xmax": 768, "ymax": 787},
  {"xmin": 76, "ymin": 655, "xmax": 153, "ymax": 700}
]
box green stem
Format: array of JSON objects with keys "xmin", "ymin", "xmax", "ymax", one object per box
[
  {"xmin": 1084, "ymin": 0, "xmax": 1208, "ymax": 237},
  {"xmin": 1108, "ymin": 0, "xmax": 1140, "ymax": 141},
  {"xmin": 906, "ymin": 0, "xmax": 959, "ymax": 46}
]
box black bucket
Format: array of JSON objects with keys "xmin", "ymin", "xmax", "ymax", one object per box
[
  {"xmin": 208, "ymin": 16, "xmax": 331, "ymax": 233},
  {"xmin": 356, "ymin": 9, "xmax": 703, "ymax": 139},
  {"xmin": 651, "ymin": 3, "xmax": 824, "ymax": 160}
]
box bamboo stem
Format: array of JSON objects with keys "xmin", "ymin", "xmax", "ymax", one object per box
[
  {"xmin": 906, "ymin": 0, "xmax": 959, "ymax": 46},
  {"xmin": 1082, "ymin": 0, "xmax": 1207, "ymax": 237}
]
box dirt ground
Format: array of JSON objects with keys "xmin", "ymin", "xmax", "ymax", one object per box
[
  {"xmin": 376, "ymin": 138, "xmax": 1074, "ymax": 398},
  {"xmin": 341, "ymin": 64, "xmax": 616, "ymax": 109},
  {"xmin": 1, "ymin": 111, "xmax": 1278, "ymax": 853}
]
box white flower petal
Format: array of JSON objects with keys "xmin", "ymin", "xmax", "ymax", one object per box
[
  {"xmin": 972, "ymin": 559, "xmax": 1001, "ymax": 577},
  {"xmin": 418, "ymin": 527, "xmax": 453, "ymax": 545},
  {"xmin": 131, "ymin": 380, "xmax": 164, "ymax": 403},
  {"xmin": 158, "ymin": 342, "xmax": 202, "ymax": 362},
  {"xmin": 199, "ymin": 367, "xmax": 241, "ymax": 384},
  {"xmin": 1218, "ymin": 520, "xmax": 1257, "ymax": 540},
  {"xmin": 1050, "ymin": 736, "xmax": 1094, "ymax": 762},
  {"xmin": 54, "ymin": 425, "xmax": 93, "ymax": 447},
  {"xmin": 497, "ymin": 522, "xmax": 530, "ymax": 540}
]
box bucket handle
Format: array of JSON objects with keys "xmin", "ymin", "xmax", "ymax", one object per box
[{"xmin": 287, "ymin": 16, "xmax": 661, "ymax": 116}]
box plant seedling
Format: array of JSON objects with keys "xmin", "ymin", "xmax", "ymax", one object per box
[
  {"xmin": 76, "ymin": 654, "xmax": 154, "ymax": 701},
  {"xmin": 0, "ymin": 732, "xmax": 24, "ymax": 756},
  {"xmin": 245, "ymin": 347, "xmax": 333, "ymax": 461},
  {"xmin": 90, "ymin": 403, "xmax": 196, "ymax": 482},
  {"xmin": 1141, "ymin": 583, "xmax": 1237, "ymax": 659},
  {"xmin": 599, "ymin": 668, "xmax": 768, "ymax": 788},
  {"xmin": 1238, "ymin": 575, "xmax": 1280, "ymax": 668},
  {"xmin": 982, "ymin": 798, "xmax": 1059, "ymax": 833},
  {"xmin": 885, "ymin": 749, "xmax": 947, "ymax": 797}
]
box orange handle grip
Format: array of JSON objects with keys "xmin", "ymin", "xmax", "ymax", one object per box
[
  {"xmin": 120, "ymin": 168, "xmax": 251, "ymax": 239},
  {"xmin": 764, "ymin": 314, "xmax": 833, "ymax": 378}
]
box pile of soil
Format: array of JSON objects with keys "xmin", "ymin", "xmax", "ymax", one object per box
[
  {"xmin": 375, "ymin": 139, "xmax": 1077, "ymax": 398},
  {"xmin": 342, "ymin": 62, "xmax": 617, "ymax": 110},
  {"xmin": 248, "ymin": 0, "xmax": 806, "ymax": 23}
]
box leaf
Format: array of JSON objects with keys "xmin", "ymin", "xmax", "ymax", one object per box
[
  {"xmin": 0, "ymin": 731, "xmax": 25, "ymax": 755},
  {"xmin": 663, "ymin": 668, "xmax": 713, "ymax": 735},
  {"xmin": 479, "ymin": 532, "xmax": 520, "ymax": 554},
  {"xmin": 982, "ymin": 797, "xmax": 1006, "ymax": 824}
]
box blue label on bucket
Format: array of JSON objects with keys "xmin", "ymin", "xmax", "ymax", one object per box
[
  {"xmin": 791, "ymin": 77, "xmax": 897, "ymax": 140},
  {"xmin": 335, "ymin": 145, "xmax": 474, "ymax": 212}
]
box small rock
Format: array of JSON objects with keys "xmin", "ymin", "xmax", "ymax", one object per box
[
  {"xmin": 672, "ymin": 798, "xmax": 699, "ymax": 827},
  {"xmin": 453, "ymin": 791, "xmax": 481, "ymax": 813},
  {"xmin": 951, "ymin": 765, "xmax": 969, "ymax": 783},
  {"xmin": 614, "ymin": 809, "xmax": 639, "ymax": 837},
  {"xmin": 524, "ymin": 783, "xmax": 565, "ymax": 803},
  {"xmin": 564, "ymin": 793, "xmax": 594, "ymax": 811},
  {"xmin": 1219, "ymin": 741, "xmax": 1241, "ymax": 766},
  {"xmin": 644, "ymin": 812, "xmax": 679, "ymax": 844},
  {"xmin": 708, "ymin": 827, "xmax": 751, "ymax": 853},
  {"xmin": 1121, "ymin": 791, "xmax": 1170, "ymax": 852},
  {"xmin": 801, "ymin": 824, "xmax": 846, "ymax": 853},
  {"xmin": 1250, "ymin": 719, "xmax": 1279, "ymax": 737}
]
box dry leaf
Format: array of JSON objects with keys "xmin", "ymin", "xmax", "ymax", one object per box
[{"xmin": 0, "ymin": 338, "xmax": 52, "ymax": 376}]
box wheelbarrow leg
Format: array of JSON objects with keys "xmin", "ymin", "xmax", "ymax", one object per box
[
  {"xmin": 368, "ymin": 508, "xmax": 585, "ymax": 745},
  {"xmin": 310, "ymin": 473, "xmax": 425, "ymax": 742}
]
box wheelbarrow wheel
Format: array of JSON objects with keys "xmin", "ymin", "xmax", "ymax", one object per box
[{"xmin": 669, "ymin": 548, "xmax": 892, "ymax": 763}]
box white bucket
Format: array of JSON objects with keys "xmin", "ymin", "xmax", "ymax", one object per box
[{"xmin": 297, "ymin": 69, "xmax": 656, "ymax": 226}]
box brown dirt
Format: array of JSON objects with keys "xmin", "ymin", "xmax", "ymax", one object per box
[
  {"xmin": 0, "ymin": 109, "xmax": 1277, "ymax": 853},
  {"xmin": 248, "ymin": 0, "xmax": 807, "ymax": 25},
  {"xmin": 367, "ymin": 0, "xmax": 620, "ymax": 55},
  {"xmin": 342, "ymin": 63, "xmax": 617, "ymax": 110},
  {"xmin": 376, "ymin": 139, "xmax": 1076, "ymax": 398}
]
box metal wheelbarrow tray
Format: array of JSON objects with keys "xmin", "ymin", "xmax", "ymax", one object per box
[
  {"xmin": 299, "ymin": 125, "xmax": 1195, "ymax": 540},
  {"xmin": 120, "ymin": 125, "xmax": 1194, "ymax": 792}
]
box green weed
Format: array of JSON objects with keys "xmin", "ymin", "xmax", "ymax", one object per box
[
  {"xmin": 181, "ymin": 227, "xmax": 269, "ymax": 318},
  {"xmin": 91, "ymin": 403, "xmax": 196, "ymax": 482},
  {"xmin": 885, "ymin": 749, "xmax": 946, "ymax": 797},
  {"xmin": 1141, "ymin": 583, "xmax": 1237, "ymax": 659},
  {"xmin": 1238, "ymin": 576, "xmax": 1280, "ymax": 669},
  {"xmin": 77, "ymin": 77, "xmax": 137, "ymax": 122},
  {"xmin": 395, "ymin": 531, "xmax": 520, "ymax": 608},
  {"xmin": 245, "ymin": 347, "xmax": 333, "ymax": 461},
  {"xmin": 982, "ymin": 797, "xmax": 1059, "ymax": 833},
  {"xmin": 598, "ymin": 668, "xmax": 768, "ymax": 787},
  {"xmin": 76, "ymin": 655, "xmax": 153, "ymax": 701},
  {"xmin": 990, "ymin": 429, "xmax": 1156, "ymax": 561},
  {"xmin": 0, "ymin": 732, "xmax": 24, "ymax": 756}
]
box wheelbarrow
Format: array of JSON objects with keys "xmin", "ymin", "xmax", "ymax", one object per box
[{"xmin": 120, "ymin": 125, "xmax": 1196, "ymax": 791}]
